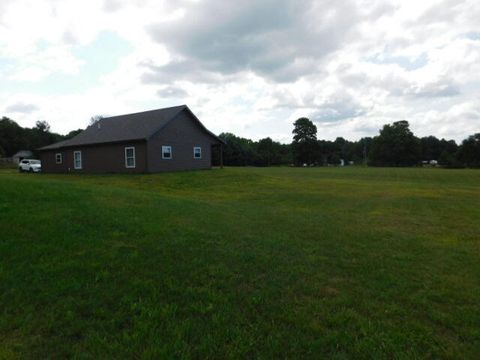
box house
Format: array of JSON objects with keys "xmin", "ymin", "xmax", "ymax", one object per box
[
  {"xmin": 12, "ymin": 150, "xmax": 33, "ymax": 164},
  {"xmin": 38, "ymin": 105, "xmax": 224, "ymax": 173}
]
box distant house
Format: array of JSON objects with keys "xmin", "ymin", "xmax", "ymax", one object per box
[
  {"xmin": 39, "ymin": 105, "xmax": 224, "ymax": 173},
  {"xmin": 12, "ymin": 150, "xmax": 33, "ymax": 164}
]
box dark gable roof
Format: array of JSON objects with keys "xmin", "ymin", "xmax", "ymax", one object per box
[{"xmin": 39, "ymin": 105, "xmax": 224, "ymax": 150}]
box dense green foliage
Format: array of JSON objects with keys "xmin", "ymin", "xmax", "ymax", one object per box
[
  {"xmin": 217, "ymin": 133, "xmax": 291, "ymax": 166},
  {"xmin": 420, "ymin": 136, "xmax": 458, "ymax": 162},
  {"xmin": 287, "ymin": 118, "xmax": 474, "ymax": 168},
  {"xmin": 0, "ymin": 117, "xmax": 81, "ymax": 157},
  {"xmin": 369, "ymin": 121, "xmax": 421, "ymax": 166},
  {"xmin": 292, "ymin": 117, "xmax": 318, "ymax": 165},
  {"xmin": 1, "ymin": 167, "xmax": 479, "ymax": 358},
  {"xmin": 264, "ymin": 117, "xmax": 474, "ymax": 168},
  {"xmin": 1, "ymin": 115, "xmax": 478, "ymax": 167},
  {"xmin": 457, "ymin": 133, "xmax": 480, "ymax": 168}
]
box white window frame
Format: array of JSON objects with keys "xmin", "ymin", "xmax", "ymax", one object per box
[
  {"xmin": 55, "ymin": 153, "xmax": 63, "ymax": 164},
  {"xmin": 73, "ymin": 151, "xmax": 82, "ymax": 170},
  {"xmin": 162, "ymin": 145, "xmax": 172, "ymax": 159},
  {"xmin": 193, "ymin": 146, "xmax": 202, "ymax": 159},
  {"xmin": 125, "ymin": 147, "xmax": 136, "ymax": 168}
]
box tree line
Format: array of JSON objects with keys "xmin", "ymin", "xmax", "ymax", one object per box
[
  {"xmin": 1, "ymin": 115, "xmax": 479, "ymax": 168},
  {"xmin": 0, "ymin": 117, "xmax": 82, "ymax": 158},
  {"xmin": 218, "ymin": 118, "xmax": 479, "ymax": 168}
]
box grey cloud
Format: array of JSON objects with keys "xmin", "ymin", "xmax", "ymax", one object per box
[
  {"xmin": 352, "ymin": 122, "xmax": 381, "ymax": 135},
  {"xmin": 103, "ymin": 0, "xmax": 124, "ymax": 12},
  {"xmin": 157, "ymin": 86, "xmax": 188, "ymax": 98},
  {"xmin": 310, "ymin": 108, "xmax": 365, "ymax": 124},
  {"xmin": 62, "ymin": 31, "xmax": 78, "ymax": 45},
  {"xmin": 362, "ymin": 1, "xmax": 397, "ymax": 20},
  {"xmin": 310, "ymin": 94, "xmax": 367, "ymax": 123},
  {"xmin": 407, "ymin": 81, "xmax": 461, "ymax": 98},
  {"xmin": 144, "ymin": 0, "xmax": 365, "ymax": 83},
  {"xmin": 418, "ymin": 0, "xmax": 465, "ymax": 25},
  {"xmin": 6, "ymin": 103, "xmax": 39, "ymax": 114},
  {"xmin": 401, "ymin": 1, "xmax": 480, "ymax": 49},
  {"xmin": 338, "ymin": 62, "xmax": 461, "ymax": 100},
  {"xmin": 140, "ymin": 60, "xmax": 227, "ymax": 84}
]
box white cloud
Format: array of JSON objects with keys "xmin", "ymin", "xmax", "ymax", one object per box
[
  {"xmin": 8, "ymin": 46, "xmax": 84, "ymax": 82},
  {"xmin": 0, "ymin": 0, "xmax": 479, "ymax": 143}
]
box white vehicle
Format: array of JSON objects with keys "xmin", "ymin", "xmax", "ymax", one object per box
[{"xmin": 18, "ymin": 159, "xmax": 42, "ymax": 173}]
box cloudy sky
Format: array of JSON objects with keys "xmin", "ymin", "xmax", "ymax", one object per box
[{"xmin": 1, "ymin": 0, "xmax": 479, "ymax": 143}]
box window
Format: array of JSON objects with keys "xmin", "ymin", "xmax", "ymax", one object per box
[
  {"xmin": 56, "ymin": 153, "xmax": 62, "ymax": 164},
  {"xmin": 193, "ymin": 146, "xmax": 202, "ymax": 159},
  {"xmin": 125, "ymin": 147, "xmax": 136, "ymax": 168},
  {"xmin": 162, "ymin": 146, "xmax": 172, "ymax": 159},
  {"xmin": 73, "ymin": 151, "xmax": 82, "ymax": 169}
]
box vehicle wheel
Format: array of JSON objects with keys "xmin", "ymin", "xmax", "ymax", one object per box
[{"xmin": 29, "ymin": 167, "xmax": 34, "ymax": 173}]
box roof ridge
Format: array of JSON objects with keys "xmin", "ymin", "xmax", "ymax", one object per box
[{"xmin": 100, "ymin": 105, "xmax": 186, "ymax": 121}]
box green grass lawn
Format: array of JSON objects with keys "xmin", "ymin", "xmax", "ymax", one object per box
[{"xmin": 1, "ymin": 167, "xmax": 479, "ymax": 359}]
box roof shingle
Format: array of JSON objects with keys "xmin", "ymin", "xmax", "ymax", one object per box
[{"xmin": 39, "ymin": 105, "xmax": 188, "ymax": 150}]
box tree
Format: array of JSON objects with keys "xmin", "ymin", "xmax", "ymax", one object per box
[
  {"xmin": 218, "ymin": 133, "xmax": 257, "ymax": 166},
  {"xmin": 35, "ymin": 120, "xmax": 50, "ymax": 133},
  {"xmin": 0, "ymin": 117, "xmax": 28, "ymax": 156},
  {"xmin": 457, "ymin": 133, "xmax": 480, "ymax": 167},
  {"xmin": 438, "ymin": 150, "xmax": 463, "ymax": 168},
  {"xmin": 89, "ymin": 115, "xmax": 104, "ymax": 126},
  {"xmin": 65, "ymin": 129, "xmax": 83, "ymax": 139},
  {"xmin": 256, "ymin": 137, "xmax": 274, "ymax": 166},
  {"xmin": 293, "ymin": 117, "xmax": 317, "ymax": 143},
  {"xmin": 0, "ymin": 117, "xmax": 66, "ymax": 157},
  {"xmin": 316, "ymin": 139, "xmax": 337, "ymax": 165},
  {"xmin": 420, "ymin": 136, "xmax": 441, "ymax": 160},
  {"xmin": 215, "ymin": 133, "xmax": 291, "ymax": 167},
  {"xmin": 30, "ymin": 120, "xmax": 60, "ymax": 152},
  {"xmin": 368, "ymin": 120, "xmax": 421, "ymax": 166},
  {"xmin": 353, "ymin": 137, "xmax": 373, "ymax": 165},
  {"xmin": 292, "ymin": 117, "xmax": 318, "ymax": 165}
]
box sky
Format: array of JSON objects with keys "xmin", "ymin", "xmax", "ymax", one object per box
[{"xmin": 0, "ymin": 0, "xmax": 479, "ymax": 143}]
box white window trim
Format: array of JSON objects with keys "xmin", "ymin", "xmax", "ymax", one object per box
[
  {"xmin": 55, "ymin": 153, "xmax": 63, "ymax": 164},
  {"xmin": 193, "ymin": 146, "xmax": 202, "ymax": 159},
  {"xmin": 162, "ymin": 145, "xmax": 172, "ymax": 159},
  {"xmin": 125, "ymin": 147, "xmax": 136, "ymax": 168},
  {"xmin": 73, "ymin": 151, "xmax": 82, "ymax": 170}
]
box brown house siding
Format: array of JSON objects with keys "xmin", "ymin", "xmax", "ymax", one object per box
[
  {"xmin": 147, "ymin": 112, "xmax": 216, "ymax": 172},
  {"xmin": 39, "ymin": 106, "xmax": 223, "ymax": 174},
  {"xmin": 40, "ymin": 141, "xmax": 147, "ymax": 173}
]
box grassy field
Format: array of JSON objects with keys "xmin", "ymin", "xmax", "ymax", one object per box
[{"xmin": 0, "ymin": 167, "xmax": 479, "ymax": 359}]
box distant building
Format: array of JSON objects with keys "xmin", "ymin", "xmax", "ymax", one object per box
[
  {"xmin": 39, "ymin": 105, "xmax": 225, "ymax": 173},
  {"xmin": 12, "ymin": 150, "xmax": 33, "ymax": 164}
]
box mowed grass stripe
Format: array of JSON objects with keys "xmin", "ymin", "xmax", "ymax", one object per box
[{"xmin": 0, "ymin": 167, "xmax": 479, "ymax": 359}]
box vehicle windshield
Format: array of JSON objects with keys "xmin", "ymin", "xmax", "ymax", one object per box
[{"xmin": 30, "ymin": 160, "xmax": 40, "ymax": 164}]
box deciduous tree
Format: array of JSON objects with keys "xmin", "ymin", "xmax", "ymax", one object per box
[
  {"xmin": 292, "ymin": 117, "xmax": 318, "ymax": 165},
  {"xmin": 369, "ymin": 120, "xmax": 421, "ymax": 167}
]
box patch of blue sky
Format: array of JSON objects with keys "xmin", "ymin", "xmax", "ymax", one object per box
[
  {"xmin": 0, "ymin": 57, "xmax": 14, "ymax": 70},
  {"xmin": 366, "ymin": 52, "xmax": 428, "ymax": 71},
  {"xmin": 71, "ymin": 30, "xmax": 133, "ymax": 88},
  {"xmin": 2, "ymin": 31, "xmax": 133, "ymax": 96},
  {"xmin": 463, "ymin": 32, "xmax": 480, "ymax": 40}
]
